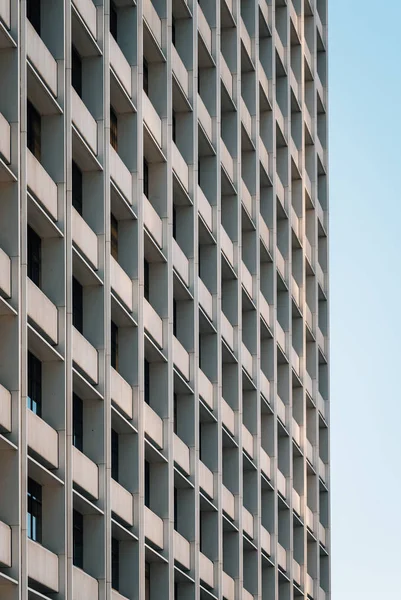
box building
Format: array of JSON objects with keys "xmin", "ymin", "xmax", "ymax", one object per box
[{"xmin": 0, "ymin": 0, "xmax": 329, "ymax": 599}]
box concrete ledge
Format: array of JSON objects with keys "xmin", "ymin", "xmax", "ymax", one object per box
[{"xmin": 28, "ymin": 538, "xmax": 59, "ymax": 592}]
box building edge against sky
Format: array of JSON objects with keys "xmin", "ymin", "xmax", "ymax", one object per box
[{"xmin": 0, "ymin": 0, "xmax": 329, "ymax": 599}]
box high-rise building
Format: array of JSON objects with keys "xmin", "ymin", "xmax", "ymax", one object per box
[{"xmin": 0, "ymin": 0, "xmax": 329, "ymax": 598}]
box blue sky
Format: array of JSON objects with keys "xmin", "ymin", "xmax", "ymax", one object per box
[{"xmin": 330, "ymin": 0, "xmax": 401, "ymax": 597}]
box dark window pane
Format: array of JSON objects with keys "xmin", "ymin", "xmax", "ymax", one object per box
[
  {"xmin": 27, "ymin": 0, "xmax": 41, "ymax": 35},
  {"xmin": 198, "ymin": 244, "xmax": 201, "ymax": 276},
  {"xmin": 143, "ymin": 58, "xmax": 149, "ymax": 95},
  {"xmin": 27, "ymin": 100, "xmax": 41, "ymax": 161},
  {"xmin": 199, "ymin": 515, "xmax": 203, "ymax": 552},
  {"xmin": 174, "ymin": 487, "xmax": 178, "ymax": 530},
  {"xmin": 27, "ymin": 351, "xmax": 42, "ymax": 417},
  {"xmin": 73, "ymin": 277, "xmax": 83, "ymax": 334},
  {"xmin": 112, "ymin": 537, "xmax": 120, "ymax": 591},
  {"xmin": 144, "ymin": 259, "xmax": 150, "ymax": 301},
  {"xmin": 173, "ymin": 299, "xmax": 177, "ymax": 336},
  {"xmin": 27, "ymin": 225, "xmax": 41, "ymax": 287},
  {"xmin": 73, "ymin": 393, "xmax": 83, "ymax": 452},
  {"xmin": 73, "ymin": 510, "xmax": 84, "ymax": 569},
  {"xmin": 199, "ymin": 422, "xmax": 202, "ymax": 461},
  {"xmin": 72, "ymin": 46, "xmax": 82, "ymax": 98},
  {"xmin": 111, "ymin": 213, "xmax": 118, "ymax": 261},
  {"xmin": 110, "ymin": 2, "xmax": 118, "ymax": 40},
  {"xmin": 172, "ymin": 111, "xmax": 176, "ymax": 143},
  {"xmin": 111, "ymin": 321, "xmax": 118, "ymax": 371},
  {"xmin": 172, "ymin": 205, "xmax": 177, "ymax": 240},
  {"xmin": 110, "ymin": 107, "xmax": 118, "ymax": 151},
  {"xmin": 144, "ymin": 461, "xmax": 150, "ymax": 508},
  {"xmin": 199, "ymin": 335, "xmax": 202, "ymax": 369},
  {"xmin": 144, "ymin": 359, "xmax": 150, "ymax": 405},
  {"xmin": 172, "ymin": 16, "xmax": 176, "ymax": 46},
  {"xmin": 111, "ymin": 429, "xmax": 119, "ymax": 481},
  {"xmin": 72, "ymin": 161, "xmax": 83, "ymax": 215},
  {"xmin": 145, "ymin": 562, "xmax": 150, "ymax": 600},
  {"xmin": 27, "ymin": 478, "xmax": 42, "ymax": 543},
  {"xmin": 173, "ymin": 393, "xmax": 177, "ymax": 434},
  {"xmin": 143, "ymin": 158, "xmax": 149, "ymax": 198}
]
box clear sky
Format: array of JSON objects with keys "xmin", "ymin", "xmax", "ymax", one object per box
[{"xmin": 330, "ymin": 0, "xmax": 401, "ymax": 597}]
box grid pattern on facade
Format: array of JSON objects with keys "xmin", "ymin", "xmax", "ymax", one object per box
[{"xmin": 0, "ymin": 0, "xmax": 329, "ymax": 598}]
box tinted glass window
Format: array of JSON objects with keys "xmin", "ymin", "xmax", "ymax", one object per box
[
  {"xmin": 72, "ymin": 46, "xmax": 82, "ymax": 98},
  {"xmin": 27, "ymin": 478, "xmax": 42, "ymax": 543},
  {"xmin": 27, "ymin": 225, "xmax": 41, "ymax": 287},
  {"xmin": 27, "ymin": 352, "xmax": 41, "ymax": 416},
  {"xmin": 27, "ymin": 101, "xmax": 41, "ymax": 161}
]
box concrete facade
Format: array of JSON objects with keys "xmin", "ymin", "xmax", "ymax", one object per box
[{"xmin": 0, "ymin": 0, "xmax": 329, "ymax": 599}]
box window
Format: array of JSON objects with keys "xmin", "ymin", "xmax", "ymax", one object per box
[
  {"xmin": 111, "ymin": 321, "xmax": 118, "ymax": 370},
  {"xmin": 73, "ymin": 393, "xmax": 83, "ymax": 452},
  {"xmin": 72, "ymin": 46, "xmax": 82, "ymax": 98},
  {"xmin": 143, "ymin": 58, "xmax": 149, "ymax": 95},
  {"xmin": 199, "ymin": 334, "xmax": 202, "ymax": 369},
  {"xmin": 72, "ymin": 161, "xmax": 83, "ymax": 215},
  {"xmin": 145, "ymin": 562, "xmax": 150, "ymax": 600},
  {"xmin": 143, "ymin": 158, "xmax": 149, "ymax": 198},
  {"xmin": 27, "ymin": 100, "xmax": 41, "ymax": 161},
  {"xmin": 198, "ymin": 159, "xmax": 201, "ymax": 186},
  {"xmin": 27, "ymin": 225, "xmax": 41, "ymax": 287},
  {"xmin": 172, "ymin": 16, "xmax": 176, "ymax": 46},
  {"xmin": 174, "ymin": 487, "xmax": 178, "ymax": 530},
  {"xmin": 173, "ymin": 299, "xmax": 177, "ymax": 336},
  {"xmin": 173, "ymin": 393, "xmax": 178, "ymax": 434},
  {"xmin": 112, "ymin": 538, "xmax": 120, "ymax": 591},
  {"xmin": 172, "ymin": 111, "xmax": 177, "ymax": 143},
  {"xmin": 110, "ymin": 2, "xmax": 118, "ymax": 41},
  {"xmin": 27, "ymin": 0, "xmax": 41, "ymax": 35},
  {"xmin": 111, "ymin": 213, "xmax": 118, "ymax": 261},
  {"xmin": 27, "ymin": 478, "xmax": 42, "ymax": 543},
  {"xmin": 28, "ymin": 352, "xmax": 42, "ymax": 416},
  {"xmin": 199, "ymin": 422, "xmax": 202, "ymax": 461},
  {"xmin": 144, "ymin": 259, "xmax": 150, "ymax": 301},
  {"xmin": 198, "ymin": 244, "xmax": 201, "ymax": 276},
  {"xmin": 144, "ymin": 359, "xmax": 150, "ymax": 405},
  {"xmin": 110, "ymin": 107, "xmax": 118, "ymax": 151},
  {"xmin": 111, "ymin": 429, "xmax": 119, "ymax": 481},
  {"xmin": 172, "ymin": 205, "xmax": 177, "ymax": 240},
  {"xmin": 144, "ymin": 460, "xmax": 150, "ymax": 508},
  {"xmin": 199, "ymin": 514, "xmax": 203, "ymax": 553},
  {"xmin": 73, "ymin": 277, "xmax": 83, "ymax": 334},
  {"xmin": 73, "ymin": 510, "xmax": 84, "ymax": 569}
]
